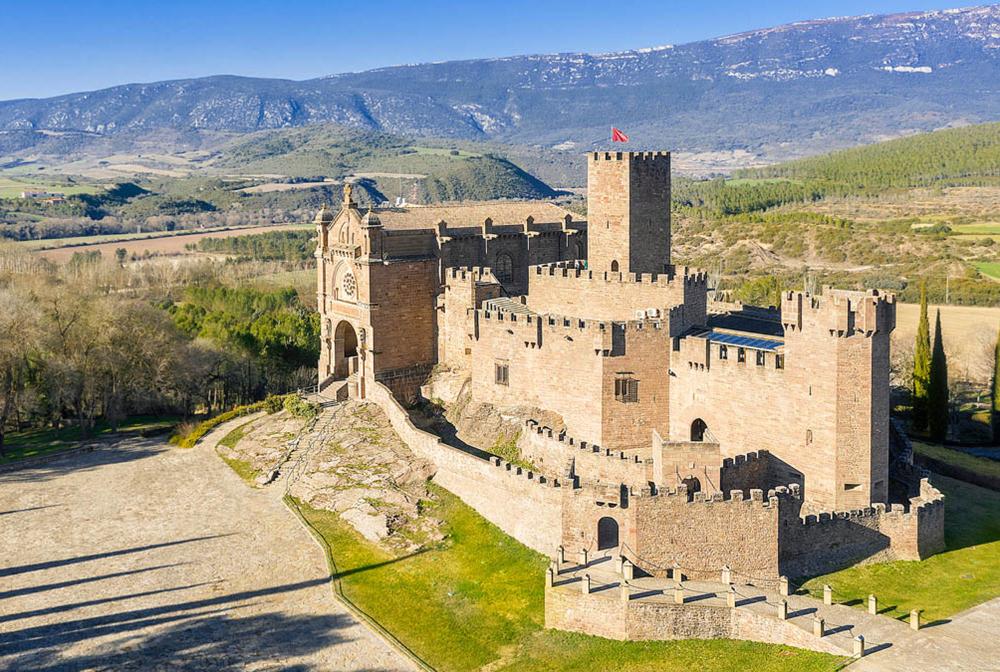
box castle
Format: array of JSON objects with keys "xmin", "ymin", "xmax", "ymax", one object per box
[{"xmin": 314, "ymin": 151, "xmax": 944, "ymax": 596}]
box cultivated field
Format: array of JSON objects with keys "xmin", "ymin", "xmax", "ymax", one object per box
[
  {"xmin": 893, "ymin": 302, "xmax": 1000, "ymax": 384},
  {"xmin": 30, "ymin": 223, "xmax": 313, "ymax": 262}
]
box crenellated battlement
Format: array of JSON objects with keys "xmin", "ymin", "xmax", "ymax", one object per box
[
  {"xmin": 721, "ymin": 450, "xmax": 770, "ymax": 470},
  {"xmin": 446, "ymin": 266, "xmax": 500, "ymax": 284},
  {"xmin": 591, "ymin": 150, "xmax": 671, "ymax": 163},
  {"xmin": 523, "ymin": 419, "xmax": 647, "ymax": 464},
  {"xmin": 534, "ymin": 262, "xmax": 708, "ymax": 288},
  {"xmin": 781, "ymin": 288, "xmax": 896, "ymax": 337},
  {"xmin": 478, "ymin": 308, "xmax": 667, "ymax": 336},
  {"xmin": 488, "ymin": 455, "xmax": 563, "ymax": 489}
]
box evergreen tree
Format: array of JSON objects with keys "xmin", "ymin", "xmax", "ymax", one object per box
[
  {"xmin": 928, "ymin": 309, "xmax": 950, "ymax": 442},
  {"xmin": 992, "ymin": 326, "xmax": 1000, "ymax": 444},
  {"xmin": 912, "ymin": 282, "xmax": 932, "ymax": 431}
]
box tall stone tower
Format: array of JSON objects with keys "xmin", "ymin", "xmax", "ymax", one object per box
[{"xmin": 586, "ymin": 151, "xmax": 671, "ymax": 275}]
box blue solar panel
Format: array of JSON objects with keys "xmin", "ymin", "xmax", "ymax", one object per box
[{"xmin": 707, "ymin": 331, "xmax": 782, "ymax": 351}]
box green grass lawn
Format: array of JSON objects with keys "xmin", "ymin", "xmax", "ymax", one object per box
[
  {"xmin": 0, "ymin": 415, "xmax": 178, "ymax": 463},
  {"xmin": 295, "ymin": 486, "xmax": 842, "ymax": 672},
  {"xmin": 977, "ymin": 261, "xmax": 1000, "ymax": 281},
  {"xmin": 801, "ymin": 474, "xmax": 1000, "ymax": 622},
  {"xmin": 0, "ymin": 176, "xmax": 103, "ymax": 199},
  {"xmin": 913, "ymin": 441, "xmax": 1000, "ymax": 480},
  {"xmin": 216, "ymin": 419, "xmax": 261, "ymax": 484}
]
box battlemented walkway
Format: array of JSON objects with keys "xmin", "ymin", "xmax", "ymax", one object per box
[
  {"xmin": 0, "ymin": 419, "xmax": 412, "ymax": 671},
  {"xmin": 552, "ymin": 550, "xmax": 999, "ymax": 670}
]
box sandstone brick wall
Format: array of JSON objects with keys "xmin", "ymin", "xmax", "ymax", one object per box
[
  {"xmin": 544, "ymin": 586, "xmax": 843, "ymax": 655},
  {"xmin": 719, "ymin": 451, "xmax": 803, "ymax": 496},
  {"xmin": 527, "ymin": 264, "xmax": 707, "ymax": 325},
  {"xmin": 627, "ymin": 488, "xmax": 783, "ymax": 583},
  {"xmin": 519, "ymin": 421, "xmax": 651, "ymax": 485},
  {"xmin": 438, "ymin": 268, "xmax": 502, "ymax": 370},
  {"xmin": 587, "ymin": 151, "xmax": 671, "ymax": 275},
  {"xmin": 368, "ymin": 382, "xmax": 562, "ymax": 553},
  {"xmin": 652, "ymin": 436, "xmax": 724, "ymax": 491}
]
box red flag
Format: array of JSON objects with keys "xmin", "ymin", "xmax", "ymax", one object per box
[{"xmin": 611, "ymin": 127, "xmax": 629, "ymax": 143}]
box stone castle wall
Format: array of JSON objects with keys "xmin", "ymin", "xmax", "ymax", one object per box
[
  {"xmin": 368, "ymin": 382, "xmax": 562, "ymax": 552},
  {"xmin": 519, "ymin": 420, "xmax": 652, "ymax": 485}
]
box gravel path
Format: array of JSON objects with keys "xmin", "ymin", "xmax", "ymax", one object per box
[{"xmin": 0, "ymin": 419, "xmax": 413, "ymax": 671}]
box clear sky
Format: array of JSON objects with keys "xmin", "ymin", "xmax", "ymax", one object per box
[{"xmin": 0, "ymin": 0, "xmax": 964, "ymax": 101}]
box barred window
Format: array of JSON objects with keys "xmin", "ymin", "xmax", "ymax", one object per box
[
  {"xmin": 719, "ymin": 345, "xmax": 728, "ymax": 360},
  {"xmin": 775, "ymin": 354, "xmax": 785, "ymax": 370},
  {"xmin": 614, "ymin": 377, "xmax": 639, "ymax": 403},
  {"xmin": 737, "ymin": 348, "xmax": 746, "ymax": 363},
  {"xmin": 495, "ymin": 362, "xmax": 509, "ymax": 386},
  {"xmin": 755, "ymin": 351, "xmax": 766, "ymax": 366}
]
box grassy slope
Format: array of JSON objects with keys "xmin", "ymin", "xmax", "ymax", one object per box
[
  {"xmin": 297, "ymin": 486, "xmax": 840, "ymax": 672},
  {"xmin": 801, "ymin": 474, "xmax": 1000, "ymax": 622},
  {"xmin": 0, "ymin": 415, "xmax": 177, "ymax": 463},
  {"xmin": 215, "ymin": 419, "xmax": 261, "ymax": 485}
]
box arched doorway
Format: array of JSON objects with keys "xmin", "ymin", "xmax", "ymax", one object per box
[
  {"xmin": 690, "ymin": 418, "xmax": 708, "ymax": 442},
  {"xmin": 610, "ymin": 260, "xmax": 620, "ymax": 273},
  {"xmin": 597, "ymin": 517, "xmax": 619, "ymax": 550},
  {"xmin": 495, "ymin": 252, "xmax": 513, "ymax": 284},
  {"xmin": 681, "ymin": 476, "xmax": 701, "ymax": 494},
  {"xmin": 333, "ymin": 320, "xmax": 359, "ymax": 379}
]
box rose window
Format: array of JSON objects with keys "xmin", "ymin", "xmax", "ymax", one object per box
[{"xmin": 342, "ymin": 272, "xmax": 356, "ymax": 298}]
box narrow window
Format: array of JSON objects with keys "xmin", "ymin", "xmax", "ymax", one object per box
[
  {"xmin": 496, "ymin": 252, "xmax": 513, "ymax": 284},
  {"xmin": 805, "ymin": 429, "xmax": 813, "ymax": 445},
  {"xmin": 737, "ymin": 348, "xmax": 746, "ymax": 363},
  {"xmin": 615, "ymin": 377, "xmax": 638, "ymax": 403},
  {"xmin": 610, "ymin": 260, "xmax": 619, "ymax": 273},
  {"xmin": 755, "ymin": 351, "xmax": 765, "ymax": 366},
  {"xmin": 495, "ymin": 362, "xmax": 509, "ymax": 386},
  {"xmin": 719, "ymin": 344, "xmax": 728, "ymax": 360},
  {"xmin": 775, "ymin": 354, "xmax": 785, "ymax": 369},
  {"xmin": 844, "ymin": 483, "xmax": 862, "ymax": 491}
]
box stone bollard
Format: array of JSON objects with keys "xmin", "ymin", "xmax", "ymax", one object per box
[
  {"xmin": 910, "ymin": 609, "xmax": 921, "ymax": 631},
  {"xmin": 853, "ymin": 635, "xmax": 865, "ymax": 658},
  {"xmin": 779, "ymin": 576, "xmax": 790, "ymax": 597},
  {"xmin": 620, "ymin": 581, "xmax": 630, "ymax": 603},
  {"xmin": 557, "ymin": 545, "xmax": 565, "ymax": 564},
  {"xmin": 581, "ymin": 573, "xmax": 591, "ymax": 595},
  {"xmin": 671, "ymin": 563, "xmax": 682, "ymax": 581},
  {"xmin": 622, "ymin": 559, "xmax": 634, "ymax": 581},
  {"xmin": 674, "ymin": 584, "xmax": 685, "ymax": 605},
  {"xmin": 721, "ymin": 565, "xmax": 732, "ymax": 585},
  {"xmin": 578, "ymin": 548, "xmax": 589, "ymax": 568},
  {"xmin": 868, "ymin": 594, "xmax": 878, "ymax": 615},
  {"xmin": 614, "ymin": 555, "xmax": 624, "ymax": 575},
  {"xmin": 726, "ymin": 585, "xmax": 737, "ymax": 609},
  {"xmin": 813, "ymin": 617, "xmax": 825, "ymax": 638},
  {"xmin": 777, "ymin": 599, "xmax": 788, "ymax": 620},
  {"xmin": 823, "ymin": 584, "xmax": 833, "ymax": 606},
  {"xmin": 546, "ymin": 566, "xmax": 554, "ymax": 588}
]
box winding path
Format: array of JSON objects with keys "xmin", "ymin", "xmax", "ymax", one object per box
[{"xmin": 0, "ymin": 419, "xmax": 412, "ymax": 671}]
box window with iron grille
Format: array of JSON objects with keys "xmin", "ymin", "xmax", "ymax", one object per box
[
  {"xmin": 719, "ymin": 344, "xmax": 728, "ymax": 360},
  {"xmin": 615, "ymin": 377, "xmax": 639, "ymax": 403},
  {"xmin": 756, "ymin": 350, "xmax": 766, "ymax": 366},
  {"xmin": 737, "ymin": 348, "xmax": 746, "ymax": 363},
  {"xmin": 495, "ymin": 362, "xmax": 509, "ymax": 386},
  {"xmin": 775, "ymin": 354, "xmax": 785, "ymax": 369}
]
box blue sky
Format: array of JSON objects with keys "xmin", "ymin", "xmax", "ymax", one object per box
[{"xmin": 0, "ymin": 0, "xmax": 962, "ymax": 100}]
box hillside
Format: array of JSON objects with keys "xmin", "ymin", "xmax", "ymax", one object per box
[{"xmin": 2, "ymin": 6, "xmax": 1000, "ymax": 165}]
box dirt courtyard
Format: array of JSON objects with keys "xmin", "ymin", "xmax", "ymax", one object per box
[{"xmin": 0, "ymin": 421, "xmax": 411, "ymax": 671}]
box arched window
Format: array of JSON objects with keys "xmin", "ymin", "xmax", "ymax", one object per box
[
  {"xmin": 682, "ymin": 476, "xmax": 702, "ymax": 494},
  {"xmin": 610, "ymin": 260, "xmax": 620, "ymax": 273},
  {"xmin": 691, "ymin": 418, "xmax": 708, "ymax": 442},
  {"xmin": 496, "ymin": 253, "xmax": 513, "ymax": 284}
]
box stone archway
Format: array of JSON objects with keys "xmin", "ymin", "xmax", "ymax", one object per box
[
  {"xmin": 333, "ymin": 320, "xmax": 359, "ymax": 379},
  {"xmin": 597, "ymin": 516, "xmax": 619, "ymax": 551},
  {"xmin": 690, "ymin": 418, "xmax": 708, "ymax": 442}
]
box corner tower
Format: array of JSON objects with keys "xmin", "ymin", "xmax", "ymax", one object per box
[{"xmin": 586, "ymin": 151, "xmax": 671, "ymax": 275}]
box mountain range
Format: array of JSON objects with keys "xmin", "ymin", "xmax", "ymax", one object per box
[{"xmin": 2, "ymin": 5, "xmax": 1000, "ymax": 163}]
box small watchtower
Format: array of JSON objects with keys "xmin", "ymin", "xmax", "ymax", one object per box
[{"xmin": 586, "ymin": 151, "xmax": 671, "ymax": 275}]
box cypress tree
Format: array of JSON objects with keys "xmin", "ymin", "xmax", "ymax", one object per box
[
  {"xmin": 928, "ymin": 309, "xmax": 949, "ymax": 442},
  {"xmin": 992, "ymin": 326, "xmax": 1000, "ymax": 444},
  {"xmin": 912, "ymin": 281, "xmax": 932, "ymax": 431}
]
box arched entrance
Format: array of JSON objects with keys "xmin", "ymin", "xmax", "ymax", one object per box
[
  {"xmin": 333, "ymin": 320, "xmax": 359, "ymax": 379},
  {"xmin": 597, "ymin": 517, "xmax": 619, "ymax": 551},
  {"xmin": 681, "ymin": 476, "xmax": 702, "ymax": 494},
  {"xmin": 690, "ymin": 418, "xmax": 708, "ymax": 442}
]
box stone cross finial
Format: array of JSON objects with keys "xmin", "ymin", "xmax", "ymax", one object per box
[{"xmin": 343, "ymin": 182, "xmax": 354, "ymax": 205}]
